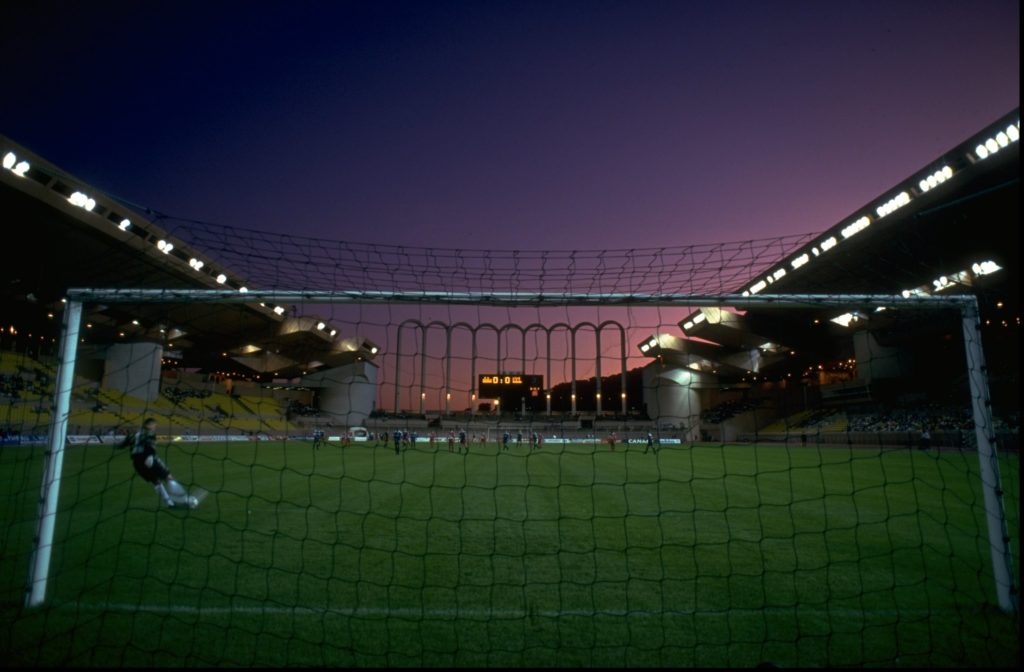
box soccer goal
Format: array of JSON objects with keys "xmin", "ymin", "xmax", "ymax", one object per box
[{"xmin": 9, "ymin": 284, "xmax": 1017, "ymax": 668}]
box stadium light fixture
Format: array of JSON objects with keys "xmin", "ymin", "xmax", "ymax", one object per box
[
  {"xmin": 819, "ymin": 236, "xmax": 837, "ymax": 252},
  {"xmin": 118, "ymin": 219, "xmax": 131, "ymax": 231},
  {"xmin": 647, "ymin": 338, "xmax": 658, "ymax": 348},
  {"xmin": 749, "ymin": 280, "xmax": 767, "ymax": 295},
  {"xmin": 238, "ymin": 286, "xmax": 248, "ymax": 293},
  {"xmin": 370, "ymin": 346, "xmax": 378, "ymax": 354},
  {"xmin": 972, "ymin": 260, "xmax": 1002, "ymax": 276},
  {"xmin": 841, "ymin": 215, "xmax": 871, "ymax": 239},
  {"xmin": 918, "ymin": 166, "xmax": 954, "ymax": 193},
  {"xmin": 830, "ymin": 313, "xmax": 861, "ymax": 327},
  {"xmin": 791, "ymin": 253, "xmax": 810, "ymax": 270},
  {"xmin": 316, "ymin": 322, "xmax": 326, "ymax": 330},
  {"xmin": 679, "ymin": 323, "xmax": 692, "ymax": 333},
  {"xmin": 901, "ymin": 286, "xmax": 930, "ymax": 299},
  {"xmin": 216, "ymin": 274, "xmax": 227, "ymax": 284},
  {"xmin": 693, "ymin": 313, "xmax": 706, "ymax": 324},
  {"xmin": 68, "ymin": 191, "xmax": 96, "ymax": 211},
  {"xmin": 3, "ymin": 152, "xmax": 30, "ymax": 177},
  {"xmin": 329, "ymin": 329, "xmax": 337, "ymax": 337},
  {"xmin": 772, "ymin": 268, "xmax": 786, "ymax": 281},
  {"xmin": 273, "ymin": 306, "xmax": 285, "ymax": 315},
  {"xmin": 975, "ymin": 121, "xmax": 1019, "ymax": 160}
]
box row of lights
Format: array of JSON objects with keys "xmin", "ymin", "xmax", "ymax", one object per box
[
  {"xmin": 4, "ymin": 148, "xmax": 273, "ymax": 312},
  {"xmin": 258, "ymin": 303, "xmax": 286, "ymax": 316},
  {"xmin": 974, "ymin": 121, "xmax": 1020, "ymax": 160},
  {"xmin": 2, "ymin": 151, "xmax": 30, "ymax": 177},
  {"xmin": 900, "ymin": 259, "xmax": 1003, "ymax": 299},
  {"xmin": 315, "ymin": 321, "xmax": 338, "ymax": 337},
  {"xmin": 730, "ymin": 120, "xmax": 1022, "ymax": 304}
]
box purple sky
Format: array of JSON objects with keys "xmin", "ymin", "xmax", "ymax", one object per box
[
  {"xmin": 2, "ymin": 1, "xmax": 1019, "ymax": 410},
  {"xmin": 2, "ymin": 0, "xmax": 1018, "ymax": 251}
]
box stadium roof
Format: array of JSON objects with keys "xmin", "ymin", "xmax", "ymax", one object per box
[
  {"xmin": 0, "ymin": 137, "xmax": 378, "ymax": 379},
  {"xmin": 2, "ymin": 107, "xmax": 1019, "ymax": 385},
  {"xmin": 641, "ymin": 108, "xmax": 1020, "ymax": 375}
]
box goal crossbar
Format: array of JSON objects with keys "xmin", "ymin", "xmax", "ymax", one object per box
[{"xmin": 65, "ymin": 288, "xmax": 975, "ymax": 309}]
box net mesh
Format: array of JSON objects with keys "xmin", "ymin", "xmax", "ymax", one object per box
[{"xmin": 0, "ymin": 217, "xmax": 1019, "ymax": 667}]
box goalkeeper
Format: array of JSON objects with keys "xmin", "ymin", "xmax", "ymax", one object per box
[{"xmin": 126, "ymin": 418, "xmax": 195, "ymax": 509}]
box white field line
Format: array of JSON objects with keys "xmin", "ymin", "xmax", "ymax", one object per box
[{"xmin": 55, "ymin": 602, "xmax": 943, "ymax": 619}]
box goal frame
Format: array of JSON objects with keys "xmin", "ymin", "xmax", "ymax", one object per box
[{"xmin": 25, "ymin": 288, "xmax": 1017, "ymax": 616}]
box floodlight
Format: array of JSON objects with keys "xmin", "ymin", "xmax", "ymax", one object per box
[
  {"xmin": 316, "ymin": 322, "xmax": 326, "ymax": 330},
  {"xmin": 216, "ymin": 274, "xmax": 227, "ymax": 284},
  {"xmin": 239, "ymin": 286, "xmax": 248, "ymax": 293},
  {"xmin": 273, "ymin": 306, "xmax": 285, "ymax": 315},
  {"xmin": 2, "ymin": 152, "xmax": 14, "ymax": 169},
  {"xmin": 13, "ymin": 160, "xmax": 29, "ymax": 176},
  {"xmin": 841, "ymin": 216, "xmax": 870, "ymax": 239},
  {"xmin": 1008, "ymin": 124, "xmax": 1020, "ymax": 142},
  {"xmin": 996, "ymin": 132, "xmax": 1009, "ymax": 148},
  {"xmin": 119, "ymin": 219, "xmax": 131, "ymax": 231}
]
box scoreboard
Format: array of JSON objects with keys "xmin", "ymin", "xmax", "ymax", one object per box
[{"xmin": 478, "ymin": 374, "xmax": 544, "ymax": 400}]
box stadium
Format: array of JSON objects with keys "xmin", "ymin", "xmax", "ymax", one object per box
[{"xmin": 0, "ymin": 107, "xmax": 1019, "ymax": 667}]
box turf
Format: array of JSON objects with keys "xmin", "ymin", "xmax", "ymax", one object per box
[{"xmin": 0, "ymin": 439, "xmax": 1019, "ymax": 667}]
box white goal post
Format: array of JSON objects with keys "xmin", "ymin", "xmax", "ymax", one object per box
[{"xmin": 25, "ymin": 289, "xmax": 1017, "ymax": 616}]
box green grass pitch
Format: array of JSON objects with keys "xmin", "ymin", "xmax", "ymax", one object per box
[{"xmin": 0, "ymin": 439, "xmax": 1019, "ymax": 667}]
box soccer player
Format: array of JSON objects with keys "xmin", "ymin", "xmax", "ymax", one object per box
[
  {"xmin": 126, "ymin": 418, "xmax": 192, "ymax": 509},
  {"xmin": 459, "ymin": 428, "xmax": 467, "ymax": 454},
  {"xmin": 645, "ymin": 431, "xmax": 655, "ymax": 454},
  {"xmin": 516, "ymin": 430, "xmax": 523, "ymax": 448},
  {"xmin": 502, "ymin": 431, "xmax": 510, "ymax": 451},
  {"xmin": 393, "ymin": 429, "xmax": 403, "ymax": 455},
  {"xmin": 447, "ymin": 430, "xmax": 455, "ymax": 452},
  {"xmin": 312, "ymin": 428, "xmax": 324, "ymax": 450},
  {"xmin": 608, "ymin": 431, "xmax": 617, "ymax": 451}
]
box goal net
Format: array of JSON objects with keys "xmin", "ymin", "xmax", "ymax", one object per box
[{"xmin": 1, "ymin": 221, "xmax": 1018, "ymax": 668}]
